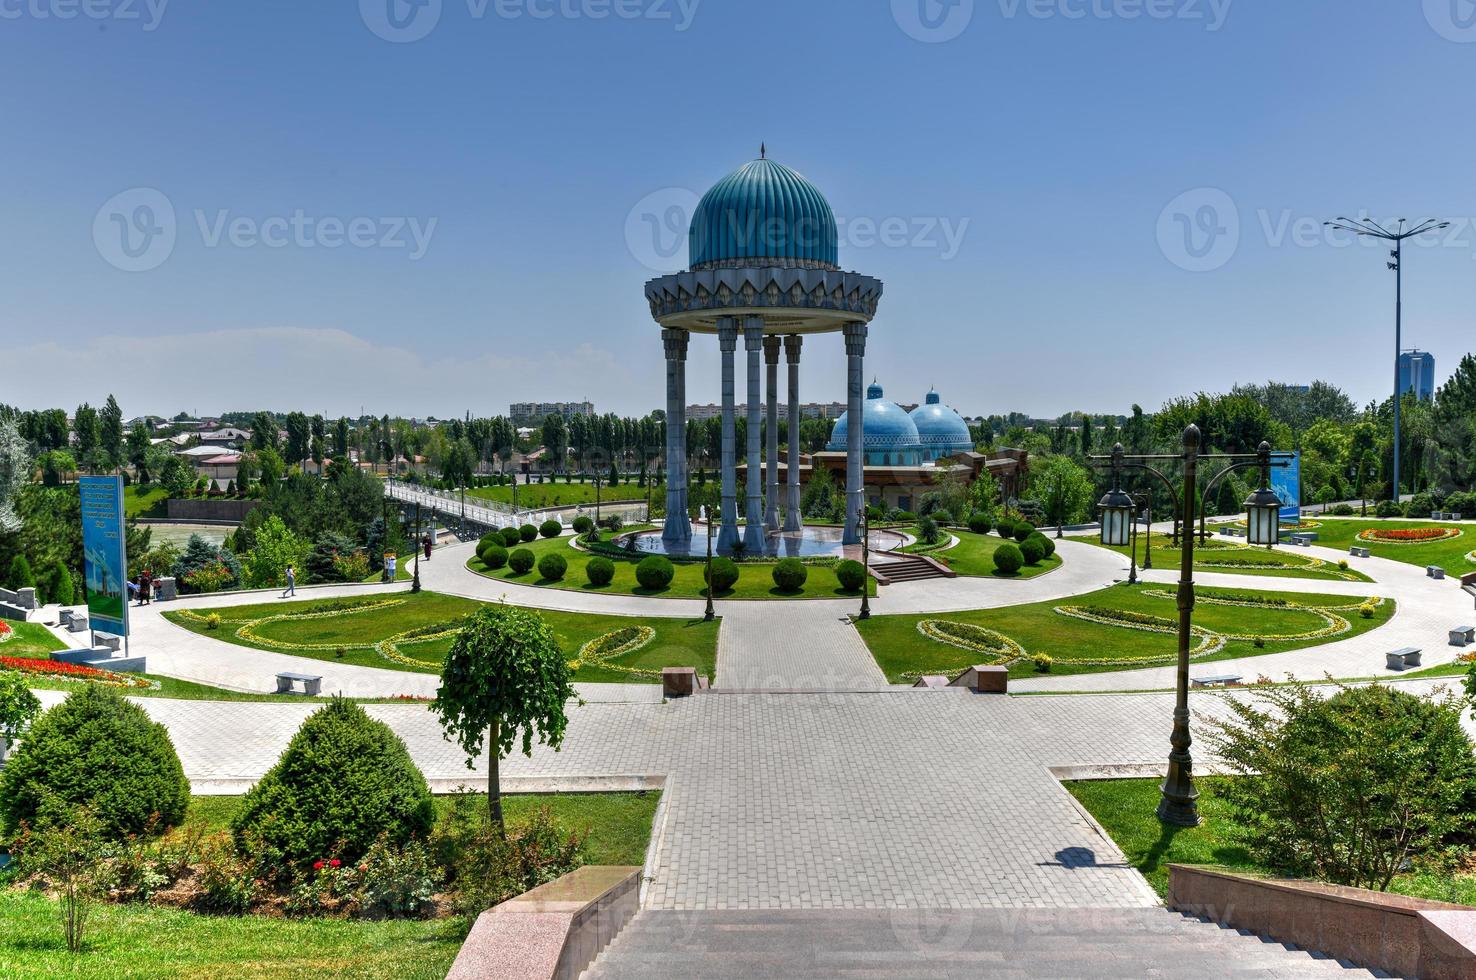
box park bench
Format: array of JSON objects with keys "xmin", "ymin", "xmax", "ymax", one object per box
[
  {"xmin": 1385, "ymin": 648, "xmax": 1422, "ymax": 671},
  {"xmin": 1191, "ymin": 674, "xmax": 1244, "ymax": 688},
  {"xmin": 1427, "ymin": 566, "xmax": 1447, "ymax": 580},
  {"xmin": 1350, "ymin": 546, "xmax": 1371, "ymax": 558},
  {"xmin": 1449, "ymin": 626, "xmax": 1474, "ymax": 648},
  {"xmin": 1220, "ymin": 527, "xmax": 1244, "ymax": 538},
  {"xmin": 275, "ymin": 672, "xmax": 323, "ymax": 696},
  {"xmin": 96, "ymin": 634, "xmax": 121, "ymax": 651},
  {"xmin": 1289, "ymin": 535, "xmax": 1312, "ymax": 547}
]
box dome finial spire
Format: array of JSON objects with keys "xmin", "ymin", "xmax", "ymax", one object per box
[{"xmin": 760, "ymin": 142, "xmax": 766, "ymax": 159}]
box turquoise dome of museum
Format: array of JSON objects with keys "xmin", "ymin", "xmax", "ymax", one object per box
[
  {"xmin": 689, "ymin": 156, "xmax": 839, "ymax": 271},
  {"xmin": 910, "ymin": 390, "xmax": 974, "ymax": 461},
  {"xmin": 826, "ymin": 382, "xmax": 924, "ymax": 467}
]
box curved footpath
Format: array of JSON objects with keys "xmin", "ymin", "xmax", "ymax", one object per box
[
  {"xmin": 22, "ymin": 532, "xmax": 1476, "ymax": 914},
  {"xmin": 52, "ymin": 533, "xmax": 1475, "ymax": 697}
]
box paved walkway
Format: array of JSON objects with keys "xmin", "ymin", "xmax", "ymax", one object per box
[{"xmin": 34, "ymin": 675, "xmax": 1469, "ymax": 911}]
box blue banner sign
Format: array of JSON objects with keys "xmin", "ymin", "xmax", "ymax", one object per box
[
  {"xmin": 1271, "ymin": 452, "xmax": 1301, "ymax": 524},
  {"xmin": 80, "ymin": 475, "xmax": 129, "ymax": 636}
]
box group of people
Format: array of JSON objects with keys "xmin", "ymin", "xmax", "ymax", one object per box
[
  {"xmin": 277, "ymin": 534, "xmax": 432, "ymax": 600},
  {"xmin": 128, "ymin": 570, "xmax": 158, "ymax": 605}
]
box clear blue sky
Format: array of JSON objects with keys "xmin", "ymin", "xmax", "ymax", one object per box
[{"xmin": 3, "ymin": 0, "xmax": 1473, "ymax": 420}]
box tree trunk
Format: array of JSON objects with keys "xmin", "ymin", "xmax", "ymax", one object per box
[{"xmin": 487, "ymin": 721, "xmax": 505, "ymax": 837}]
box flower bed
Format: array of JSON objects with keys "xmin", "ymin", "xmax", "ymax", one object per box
[
  {"xmin": 907, "ymin": 621, "xmax": 1026, "ymax": 679},
  {"xmin": 1357, "ymin": 526, "xmax": 1463, "ymax": 544},
  {"xmin": 570, "ymin": 626, "xmax": 658, "ymax": 678},
  {"xmin": 0, "ymin": 654, "xmax": 156, "ymax": 689},
  {"xmin": 0, "ymin": 621, "xmax": 11, "ymax": 644}
]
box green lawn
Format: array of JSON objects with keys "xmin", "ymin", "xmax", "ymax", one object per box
[
  {"xmin": 466, "ymin": 481, "xmax": 661, "ymax": 510},
  {"xmin": 906, "ymin": 529, "xmax": 1062, "ymax": 579},
  {"xmin": 163, "ymin": 592, "xmax": 719, "ymax": 683},
  {"xmin": 1067, "ymin": 777, "xmax": 1476, "ymax": 904},
  {"xmin": 1297, "ymin": 517, "xmax": 1476, "ymax": 574},
  {"xmin": 468, "ymin": 533, "xmax": 874, "ymax": 600},
  {"xmin": 0, "ymin": 620, "xmax": 66, "ymax": 657},
  {"xmin": 123, "ymin": 484, "xmax": 169, "ymax": 519},
  {"xmin": 0, "ymin": 791, "xmax": 658, "ymax": 978},
  {"xmin": 1070, "ymin": 534, "xmax": 1374, "ymax": 583},
  {"xmin": 854, "ymin": 582, "xmax": 1394, "ymax": 683}
]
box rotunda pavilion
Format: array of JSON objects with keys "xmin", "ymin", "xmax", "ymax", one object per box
[{"xmin": 644, "ymin": 153, "xmax": 884, "ymax": 550}]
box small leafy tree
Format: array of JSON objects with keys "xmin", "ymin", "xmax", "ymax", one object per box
[
  {"xmin": 433, "ymin": 604, "xmax": 576, "ymax": 834},
  {"xmin": 0, "ymin": 671, "xmax": 42, "ymax": 758},
  {"xmin": 240, "ymin": 515, "xmax": 310, "ymax": 589},
  {"xmin": 11, "ymin": 800, "xmax": 109, "ymax": 954},
  {"xmin": 1203, "ymin": 682, "xmax": 1476, "ymax": 891}
]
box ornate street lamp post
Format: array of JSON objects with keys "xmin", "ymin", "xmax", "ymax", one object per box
[
  {"xmin": 411, "ymin": 501, "xmax": 422, "ymax": 594},
  {"xmin": 1091, "ymin": 431, "xmax": 1287, "ymax": 827},
  {"xmin": 703, "ymin": 506, "xmax": 716, "ymax": 623},
  {"xmin": 858, "ymin": 509, "xmax": 872, "ymax": 621}
]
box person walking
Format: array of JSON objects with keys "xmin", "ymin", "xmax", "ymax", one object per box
[
  {"xmin": 139, "ymin": 570, "xmax": 152, "ymax": 606},
  {"xmin": 423, "ymin": 533, "xmax": 432, "ymax": 561},
  {"xmin": 282, "ymin": 564, "xmax": 296, "ymax": 598}
]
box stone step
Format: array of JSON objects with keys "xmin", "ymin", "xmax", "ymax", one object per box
[
  {"xmin": 872, "ymin": 555, "xmax": 952, "ymax": 583},
  {"xmin": 582, "ymin": 909, "xmax": 1388, "ymax": 979}
]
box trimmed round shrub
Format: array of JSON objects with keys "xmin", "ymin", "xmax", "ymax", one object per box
[
  {"xmin": 1034, "ymin": 533, "xmax": 1056, "ymax": 559},
  {"xmin": 572, "ymin": 515, "xmax": 594, "ymax": 534},
  {"xmin": 586, "ymin": 556, "xmax": 616, "ymax": 587},
  {"xmin": 772, "ymin": 557, "xmax": 809, "ymax": 591},
  {"xmin": 539, "ymin": 519, "xmax": 562, "ymax": 539},
  {"xmin": 704, "ymin": 556, "xmax": 739, "ymax": 593},
  {"xmin": 635, "ymin": 555, "xmax": 675, "ymax": 591},
  {"xmin": 231, "ymin": 699, "xmax": 434, "ymax": 867},
  {"xmin": 968, "ymin": 514, "xmax": 992, "ymax": 535},
  {"xmin": 0, "ymin": 685, "xmax": 189, "ymax": 839},
  {"xmin": 479, "ymin": 544, "xmax": 508, "ymax": 570},
  {"xmin": 508, "ymin": 548, "xmax": 535, "ymax": 575},
  {"xmin": 1012, "ymin": 522, "xmax": 1035, "ymax": 543},
  {"xmin": 836, "ymin": 559, "xmax": 866, "ymax": 592},
  {"xmin": 995, "ymin": 520, "xmax": 1016, "ymax": 539},
  {"xmin": 499, "ymin": 526, "xmax": 522, "ymax": 548},
  {"xmin": 478, "ymin": 531, "xmax": 500, "ymax": 550},
  {"xmin": 519, "ymin": 524, "xmax": 538, "ymax": 543},
  {"xmin": 993, "ymin": 542, "xmax": 1024, "ymax": 574},
  {"xmin": 931, "ymin": 509, "xmax": 954, "ymax": 527},
  {"xmin": 1019, "ymin": 535, "xmax": 1046, "ymax": 566},
  {"xmin": 537, "ymin": 552, "xmax": 567, "ymax": 581}
]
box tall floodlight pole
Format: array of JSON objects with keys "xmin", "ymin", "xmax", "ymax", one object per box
[{"xmin": 1323, "ymin": 217, "xmax": 1448, "ymax": 503}]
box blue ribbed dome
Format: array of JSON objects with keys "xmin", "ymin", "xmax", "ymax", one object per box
[
  {"xmin": 910, "ymin": 390, "xmax": 974, "ymax": 461},
  {"xmin": 826, "ymin": 382, "xmax": 923, "ymax": 467},
  {"xmin": 689, "ymin": 158, "xmax": 839, "ymax": 271}
]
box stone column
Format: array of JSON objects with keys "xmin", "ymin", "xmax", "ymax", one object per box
[
  {"xmin": 743, "ymin": 317, "xmax": 766, "ymax": 552},
  {"xmin": 717, "ymin": 317, "xmax": 740, "ymax": 552},
  {"xmin": 843, "ymin": 321, "xmax": 868, "ymax": 545},
  {"xmin": 661, "ymin": 328, "xmax": 691, "ymax": 543},
  {"xmin": 764, "ymin": 335, "xmax": 781, "ymax": 532},
  {"xmin": 675, "ymin": 333, "xmax": 690, "ymax": 536},
  {"xmin": 784, "ymin": 334, "xmax": 803, "ymax": 532}
]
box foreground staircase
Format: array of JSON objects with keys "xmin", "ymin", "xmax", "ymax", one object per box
[
  {"xmin": 870, "ymin": 554, "xmax": 954, "ymax": 584},
  {"xmin": 581, "ymin": 908, "xmax": 1387, "ymax": 979}
]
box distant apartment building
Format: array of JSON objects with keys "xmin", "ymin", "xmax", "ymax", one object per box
[
  {"xmin": 686, "ymin": 401, "xmax": 850, "ymax": 422},
  {"xmin": 1398, "ymin": 350, "xmax": 1436, "ymax": 402},
  {"xmin": 509, "ymin": 401, "xmax": 595, "ymax": 423}
]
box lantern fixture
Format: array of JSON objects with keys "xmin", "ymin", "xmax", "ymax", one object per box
[
  {"xmin": 1099, "ymin": 484, "xmax": 1134, "ymax": 547},
  {"xmin": 1244, "ymin": 484, "xmax": 1281, "ymax": 546}
]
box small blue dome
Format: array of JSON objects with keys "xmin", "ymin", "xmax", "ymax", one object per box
[
  {"xmin": 827, "ymin": 382, "xmax": 923, "ymax": 467},
  {"xmin": 689, "ymin": 157, "xmax": 839, "ymax": 271},
  {"xmin": 910, "ymin": 390, "xmax": 974, "ymax": 461}
]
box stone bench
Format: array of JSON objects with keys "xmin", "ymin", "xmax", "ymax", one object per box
[
  {"xmin": 1289, "ymin": 535, "xmax": 1312, "ymax": 547},
  {"xmin": 95, "ymin": 634, "xmax": 121, "ymax": 651},
  {"xmin": 1191, "ymin": 674, "xmax": 1244, "ymax": 688},
  {"xmin": 1220, "ymin": 527, "xmax": 1245, "ymax": 538},
  {"xmin": 154, "ymin": 576, "xmax": 177, "ymax": 601},
  {"xmin": 1386, "ymin": 648, "xmax": 1422, "ymax": 671},
  {"xmin": 1428, "ymin": 566, "xmax": 1447, "ymax": 580},
  {"xmin": 1350, "ymin": 546, "xmax": 1371, "ymax": 558},
  {"xmin": 1450, "ymin": 626, "xmax": 1474, "ymax": 648},
  {"xmin": 275, "ymin": 672, "xmax": 323, "ymax": 696},
  {"xmin": 65, "ymin": 613, "xmax": 88, "ymax": 633}
]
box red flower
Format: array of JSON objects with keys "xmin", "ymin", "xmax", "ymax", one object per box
[
  {"xmin": 313, "ymin": 860, "xmax": 325, "ymax": 870},
  {"xmin": 329, "ymin": 859, "xmax": 341, "ymax": 868}
]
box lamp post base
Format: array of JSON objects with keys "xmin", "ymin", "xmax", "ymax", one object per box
[{"xmin": 1156, "ymin": 773, "xmax": 1201, "ymax": 827}]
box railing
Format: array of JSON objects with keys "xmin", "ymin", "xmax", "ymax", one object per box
[{"xmin": 382, "ymin": 480, "xmax": 650, "ymax": 533}]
